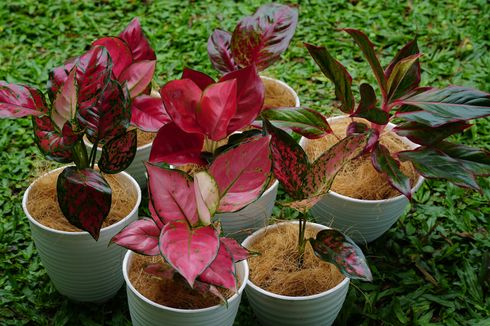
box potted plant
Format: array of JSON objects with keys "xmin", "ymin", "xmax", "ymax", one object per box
[
  {"xmin": 112, "ymin": 135, "xmax": 271, "ymax": 325},
  {"xmin": 300, "ymin": 29, "xmax": 490, "ymax": 243},
  {"xmin": 242, "ymin": 120, "xmax": 372, "ymax": 326},
  {"xmin": 0, "ymin": 44, "xmax": 142, "ymax": 302},
  {"xmin": 208, "ymin": 3, "xmax": 300, "ymax": 108}
]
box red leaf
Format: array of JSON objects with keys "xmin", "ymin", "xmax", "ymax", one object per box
[
  {"xmin": 149, "ymin": 122, "xmax": 205, "ymax": 165},
  {"xmin": 207, "ymin": 29, "xmax": 238, "ymax": 74},
  {"xmin": 0, "ymin": 82, "xmax": 45, "ymax": 118},
  {"xmin": 148, "ymin": 185, "xmax": 164, "ymax": 228},
  {"xmin": 56, "ymin": 167, "xmax": 112, "ymax": 240},
  {"xmin": 52, "ymin": 67, "xmax": 78, "ymax": 130},
  {"xmin": 92, "ymin": 37, "xmax": 133, "ymax": 78},
  {"xmin": 231, "ymin": 4, "xmax": 298, "ymax": 71},
  {"xmin": 220, "ymin": 237, "xmax": 250, "ymax": 262},
  {"xmin": 160, "ymin": 79, "xmax": 203, "ymax": 134},
  {"xmin": 351, "ymin": 83, "xmax": 390, "ymax": 125},
  {"xmin": 159, "ymin": 222, "xmax": 219, "ymax": 287},
  {"xmin": 119, "ymin": 60, "xmax": 156, "ymax": 98},
  {"xmin": 199, "ymin": 244, "xmax": 236, "ymax": 291},
  {"xmin": 33, "ymin": 119, "xmax": 79, "ymax": 163},
  {"xmin": 99, "ymin": 129, "xmax": 137, "ymax": 174},
  {"xmin": 197, "ymin": 79, "xmax": 237, "ymax": 141},
  {"xmin": 130, "ymin": 95, "xmax": 170, "ymax": 132},
  {"xmin": 182, "ymin": 68, "xmax": 215, "ymax": 90},
  {"xmin": 47, "ymin": 59, "xmax": 76, "ymax": 102},
  {"xmin": 209, "ymin": 135, "xmax": 272, "ymax": 212},
  {"xmin": 219, "ymin": 65, "xmax": 264, "ymax": 133},
  {"xmin": 119, "ymin": 17, "xmax": 156, "ymax": 62},
  {"xmin": 146, "ymin": 163, "xmax": 199, "ymax": 225},
  {"xmin": 111, "ymin": 218, "xmax": 160, "ymax": 255}
]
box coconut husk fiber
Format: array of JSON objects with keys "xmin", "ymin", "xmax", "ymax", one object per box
[
  {"xmin": 136, "ymin": 128, "xmax": 156, "ymax": 148},
  {"xmin": 129, "ymin": 253, "xmax": 235, "ymax": 309},
  {"xmin": 303, "ymin": 117, "xmax": 418, "ymax": 200},
  {"xmin": 247, "ymin": 223, "xmax": 344, "ymax": 297},
  {"xmin": 262, "ymin": 78, "xmax": 297, "ymax": 108},
  {"xmin": 26, "ymin": 168, "xmax": 137, "ymax": 232}
]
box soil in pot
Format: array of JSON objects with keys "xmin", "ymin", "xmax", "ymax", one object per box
[
  {"xmin": 262, "ymin": 78, "xmax": 297, "ymax": 108},
  {"xmin": 26, "ymin": 169, "xmax": 137, "ymax": 232},
  {"xmin": 128, "ymin": 253, "xmax": 235, "ymax": 309},
  {"xmin": 247, "ymin": 223, "xmax": 344, "ymax": 297},
  {"xmin": 304, "ymin": 117, "xmax": 418, "ymax": 200}
]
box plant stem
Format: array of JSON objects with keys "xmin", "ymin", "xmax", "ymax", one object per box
[
  {"xmin": 72, "ymin": 140, "xmax": 89, "ymax": 169},
  {"xmin": 297, "ymin": 213, "xmax": 307, "ymax": 269},
  {"xmin": 90, "ymin": 140, "xmax": 98, "ymax": 169}
]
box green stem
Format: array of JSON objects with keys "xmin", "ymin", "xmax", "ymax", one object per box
[
  {"xmin": 90, "ymin": 140, "xmax": 99, "ymax": 169},
  {"xmin": 72, "ymin": 140, "xmax": 89, "ymax": 169},
  {"xmin": 297, "ymin": 213, "xmax": 307, "ymax": 268}
]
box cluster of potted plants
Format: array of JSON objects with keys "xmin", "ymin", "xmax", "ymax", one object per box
[{"xmin": 1, "ymin": 2, "xmax": 490, "ymax": 325}]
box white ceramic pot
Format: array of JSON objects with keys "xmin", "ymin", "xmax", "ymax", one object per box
[
  {"xmin": 260, "ymin": 76, "xmax": 300, "ymax": 108},
  {"xmin": 123, "ymin": 250, "xmax": 248, "ymax": 326},
  {"xmin": 299, "ymin": 116, "xmax": 424, "ymax": 244},
  {"xmin": 22, "ymin": 167, "xmax": 141, "ymax": 303},
  {"xmin": 242, "ymin": 221, "xmax": 350, "ymax": 326}
]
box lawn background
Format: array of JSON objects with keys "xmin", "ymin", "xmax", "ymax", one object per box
[{"xmin": 0, "ymin": 0, "xmax": 489, "ymax": 325}]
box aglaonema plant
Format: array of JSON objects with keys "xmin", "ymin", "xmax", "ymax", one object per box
[
  {"xmin": 303, "ymin": 29, "xmax": 490, "ymax": 198},
  {"xmin": 0, "ymin": 44, "xmax": 137, "ymax": 240},
  {"xmin": 208, "ymin": 3, "xmax": 298, "ymax": 74},
  {"xmin": 112, "ymin": 135, "xmax": 272, "ymax": 301},
  {"xmin": 262, "ymin": 119, "xmax": 373, "ymax": 281}
]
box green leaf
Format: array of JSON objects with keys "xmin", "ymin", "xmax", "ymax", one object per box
[
  {"xmin": 305, "ymin": 43, "xmax": 355, "ymax": 113},
  {"xmin": 386, "ymin": 53, "xmax": 422, "ymax": 104},
  {"xmin": 351, "ymin": 83, "xmax": 390, "ymax": 124},
  {"xmin": 435, "ymin": 141, "xmax": 490, "ymax": 176},
  {"xmin": 395, "ymin": 86, "xmax": 490, "ymax": 127},
  {"xmin": 261, "ymin": 107, "xmax": 332, "ymax": 139}
]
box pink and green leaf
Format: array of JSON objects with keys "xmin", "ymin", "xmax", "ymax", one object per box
[
  {"xmin": 207, "ymin": 29, "xmax": 238, "ymax": 74},
  {"xmin": 47, "ymin": 60, "xmax": 76, "ymax": 102},
  {"xmin": 130, "ymin": 95, "xmax": 170, "ymax": 132},
  {"xmin": 433, "ymin": 142, "xmax": 490, "ymax": 176},
  {"xmin": 98, "ymin": 129, "xmax": 137, "ymax": 174},
  {"xmin": 385, "ymin": 38, "xmax": 420, "ymax": 79},
  {"xmin": 351, "ymin": 83, "xmax": 390, "ymax": 125},
  {"xmin": 182, "ymin": 68, "xmax": 215, "ymax": 90},
  {"xmin": 194, "ymin": 171, "xmax": 220, "ymax": 226},
  {"xmin": 393, "ymin": 121, "xmax": 471, "ymax": 146},
  {"xmin": 310, "ymin": 229, "xmax": 373, "ymax": 281},
  {"xmin": 119, "ymin": 60, "xmax": 156, "ymax": 98},
  {"xmin": 56, "ymin": 167, "xmax": 112, "ymax": 240},
  {"xmin": 385, "ymin": 53, "xmax": 422, "ymax": 104},
  {"xmin": 159, "ymin": 222, "xmax": 219, "ymax": 287},
  {"xmin": 199, "ymin": 244, "xmax": 237, "ymax": 291},
  {"xmin": 52, "ymin": 67, "xmax": 78, "ymax": 130},
  {"xmin": 92, "ymin": 37, "xmax": 133, "ymax": 78},
  {"xmin": 220, "ymin": 237, "xmax": 252, "ymax": 262},
  {"xmin": 119, "ymin": 17, "xmax": 156, "ymax": 61},
  {"xmin": 111, "ymin": 217, "xmax": 160, "ymax": 256}
]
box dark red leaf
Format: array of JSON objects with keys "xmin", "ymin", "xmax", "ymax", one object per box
[
  {"xmin": 92, "ymin": 37, "xmax": 133, "ymax": 78},
  {"xmin": 433, "ymin": 142, "xmax": 490, "ymax": 176},
  {"xmin": 393, "ymin": 121, "xmax": 471, "ymax": 146},
  {"xmin": 130, "ymin": 95, "xmax": 170, "ymax": 132},
  {"xmin": 207, "ymin": 29, "xmax": 238, "ymax": 74},
  {"xmin": 182, "ymin": 68, "xmax": 215, "ymax": 90},
  {"xmin": 119, "ymin": 17, "xmax": 156, "ymax": 61},
  {"xmin": 119, "ymin": 60, "xmax": 156, "ymax": 98},
  {"xmin": 56, "ymin": 167, "xmax": 112, "ymax": 240},
  {"xmin": 111, "ymin": 217, "xmax": 160, "ymax": 255},
  {"xmin": 0, "ymin": 82, "xmax": 45, "ymax": 118},
  {"xmin": 199, "ymin": 244, "xmax": 236, "ymax": 291},
  {"xmin": 99, "ymin": 129, "xmax": 137, "ymax": 173},
  {"xmin": 33, "ymin": 118, "xmax": 79, "ymax": 163},
  {"xmin": 351, "ymin": 83, "xmax": 390, "ymax": 125},
  {"xmin": 385, "ymin": 53, "xmax": 422, "ymax": 104}
]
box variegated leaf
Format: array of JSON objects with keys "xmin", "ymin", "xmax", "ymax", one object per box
[
  {"xmin": 111, "ymin": 217, "xmax": 160, "ymax": 255},
  {"xmin": 199, "ymin": 244, "xmax": 237, "ymax": 291},
  {"xmin": 207, "ymin": 29, "xmax": 238, "ymax": 74},
  {"xmin": 194, "ymin": 171, "xmax": 220, "ymax": 226}
]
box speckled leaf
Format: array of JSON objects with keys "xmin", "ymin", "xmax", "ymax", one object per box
[
  {"xmin": 372, "ymin": 143, "xmax": 412, "ymax": 198},
  {"xmin": 56, "ymin": 167, "xmax": 112, "ymax": 240},
  {"xmin": 52, "ymin": 67, "xmax": 78, "ymax": 130},
  {"xmin": 386, "ymin": 53, "xmax": 422, "ymax": 104},
  {"xmin": 393, "ymin": 121, "xmax": 471, "ymax": 146},
  {"xmin": 231, "ymin": 4, "xmax": 298, "ymax": 71},
  {"xmin": 199, "ymin": 243, "xmax": 237, "ymax": 291},
  {"xmin": 92, "ymin": 37, "xmax": 133, "ymax": 78},
  {"xmin": 159, "ymin": 221, "xmax": 219, "ymax": 287},
  {"xmin": 33, "ymin": 118, "xmax": 79, "ymax": 163},
  {"xmin": 99, "ymin": 129, "xmax": 136, "ymax": 174},
  {"xmin": 351, "ymin": 83, "xmax": 389, "ymax": 124},
  {"xmin": 130, "ymin": 95, "xmax": 170, "ymax": 132},
  {"xmin": 111, "ymin": 217, "xmax": 160, "ymax": 256},
  {"xmin": 220, "ymin": 237, "xmax": 251, "ymax": 262},
  {"xmin": 119, "ymin": 17, "xmax": 156, "ymax": 61},
  {"xmin": 209, "ymin": 135, "xmax": 271, "ymax": 212},
  {"xmin": 194, "ymin": 171, "xmax": 219, "ymax": 226},
  {"xmin": 305, "ymin": 43, "xmax": 355, "ymax": 113},
  {"xmin": 182, "ymin": 68, "xmax": 215, "ymax": 90},
  {"xmin": 310, "ymin": 229, "xmax": 372, "ymax": 281},
  {"xmin": 119, "ymin": 60, "xmax": 156, "ymax": 98},
  {"xmin": 207, "ymin": 29, "xmax": 238, "ymax": 74},
  {"xmin": 0, "ymin": 82, "xmax": 45, "ymax": 118}
]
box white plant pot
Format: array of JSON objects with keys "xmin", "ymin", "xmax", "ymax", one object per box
[
  {"xmin": 242, "ymin": 221, "xmax": 350, "ymax": 326},
  {"xmin": 299, "ymin": 116, "xmax": 424, "ymax": 244},
  {"xmin": 123, "ymin": 250, "xmax": 248, "ymax": 326},
  {"xmin": 22, "ymin": 167, "xmax": 141, "ymax": 303},
  {"xmin": 260, "ymin": 76, "xmax": 300, "ymax": 108}
]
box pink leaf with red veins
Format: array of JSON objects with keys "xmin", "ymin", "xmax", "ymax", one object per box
[
  {"xmin": 194, "ymin": 171, "xmax": 220, "ymax": 226},
  {"xmin": 92, "ymin": 37, "xmax": 133, "ymax": 78},
  {"xmin": 207, "ymin": 29, "xmax": 238, "ymax": 74},
  {"xmin": 149, "ymin": 121, "xmax": 205, "ymax": 165},
  {"xmin": 52, "ymin": 67, "xmax": 78, "ymax": 130},
  {"xmin": 146, "ymin": 163, "xmax": 199, "ymax": 225},
  {"xmin": 147, "ymin": 185, "xmax": 164, "ymax": 228},
  {"xmin": 210, "ymin": 135, "xmax": 272, "ymax": 212},
  {"xmin": 219, "ymin": 65, "xmax": 265, "ymax": 133},
  {"xmin": 111, "ymin": 218, "xmax": 160, "ymax": 256},
  {"xmin": 197, "ymin": 79, "xmax": 237, "ymax": 141},
  {"xmin": 199, "ymin": 244, "xmax": 237, "ymax": 291},
  {"xmin": 130, "ymin": 95, "xmax": 170, "ymax": 132},
  {"xmin": 220, "ymin": 237, "xmax": 250, "ymax": 262},
  {"xmin": 0, "ymin": 82, "xmax": 45, "ymax": 118},
  {"xmin": 119, "ymin": 17, "xmax": 156, "ymax": 61},
  {"xmin": 119, "ymin": 60, "xmax": 156, "ymax": 98},
  {"xmin": 160, "ymin": 79, "xmax": 203, "ymax": 134},
  {"xmin": 159, "ymin": 222, "xmax": 219, "ymax": 287},
  {"xmin": 182, "ymin": 68, "xmax": 215, "ymax": 90}
]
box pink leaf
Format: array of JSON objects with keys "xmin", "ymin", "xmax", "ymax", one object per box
[
  {"xmin": 159, "ymin": 222, "xmax": 219, "ymax": 287},
  {"xmin": 220, "ymin": 237, "xmax": 250, "ymax": 262},
  {"xmin": 148, "ymin": 185, "xmax": 164, "ymax": 229},
  {"xmin": 119, "ymin": 17, "xmax": 156, "ymax": 62},
  {"xmin": 194, "ymin": 171, "xmax": 220, "ymax": 226},
  {"xmin": 146, "ymin": 163, "xmax": 199, "ymax": 225},
  {"xmin": 119, "ymin": 60, "xmax": 156, "ymax": 98},
  {"xmin": 0, "ymin": 82, "xmax": 45, "ymax": 118},
  {"xmin": 207, "ymin": 29, "xmax": 238, "ymax": 74},
  {"xmin": 197, "ymin": 79, "xmax": 237, "ymax": 141},
  {"xmin": 111, "ymin": 218, "xmax": 160, "ymax": 255},
  {"xmin": 52, "ymin": 67, "xmax": 78, "ymax": 130},
  {"xmin": 182, "ymin": 68, "xmax": 215, "ymax": 90},
  {"xmin": 219, "ymin": 65, "xmax": 264, "ymax": 132},
  {"xmin": 199, "ymin": 244, "xmax": 236, "ymax": 291},
  {"xmin": 130, "ymin": 95, "xmax": 170, "ymax": 132},
  {"xmin": 92, "ymin": 37, "xmax": 133, "ymax": 78},
  {"xmin": 160, "ymin": 79, "xmax": 203, "ymax": 134},
  {"xmin": 47, "ymin": 59, "xmax": 76, "ymax": 102},
  {"xmin": 149, "ymin": 122, "xmax": 205, "ymax": 165},
  {"xmin": 210, "ymin": 135, "xmax": 272, "ymax": 212}
]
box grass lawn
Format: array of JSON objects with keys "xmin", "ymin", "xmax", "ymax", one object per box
[{"xmin": 1, "ymin": 0, "xmax": 489, "ymax": 325}]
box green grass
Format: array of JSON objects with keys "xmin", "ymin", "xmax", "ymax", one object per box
[{"xmin": 1, "ymin": 0, "xmax": 489, "ymax": 325}]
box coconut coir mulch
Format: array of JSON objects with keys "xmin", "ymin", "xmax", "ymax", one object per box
[
  {"xmin": 136, "ymin": 128, "xmax": 156, "ymax": 148},
  {"xmin": 27, "ymin": 169, "xmax": 137, "ymax": 231},
  {"xmin": 247, "ymin": 223, "xmax": 345, "ymax": 297},
  {"xmin": 304, "ymin": 117, "xmax": 418, "ymax": 200}
]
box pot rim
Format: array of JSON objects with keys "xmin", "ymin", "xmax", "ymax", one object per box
[
  {"xmin": 242, "ymin": 221, "xmax": 350, "ymax": 301},
  {"xmin": 22, "ymin": 165, "xmax": 142, "ymax": 236},
  {"xmin": 84, "ymin": 135, "xmax": 153, "ymax": 151},
  {"xmin": 260, "ymin": 76, "xmax": 300, "ymax": 108},
  {"xmin": 299, "ymin": 115, "xmax": 425, "ymax": 204},
  {"xmin": 123, "ymin": 249, "xmax": 249, "ymax": 313}
]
